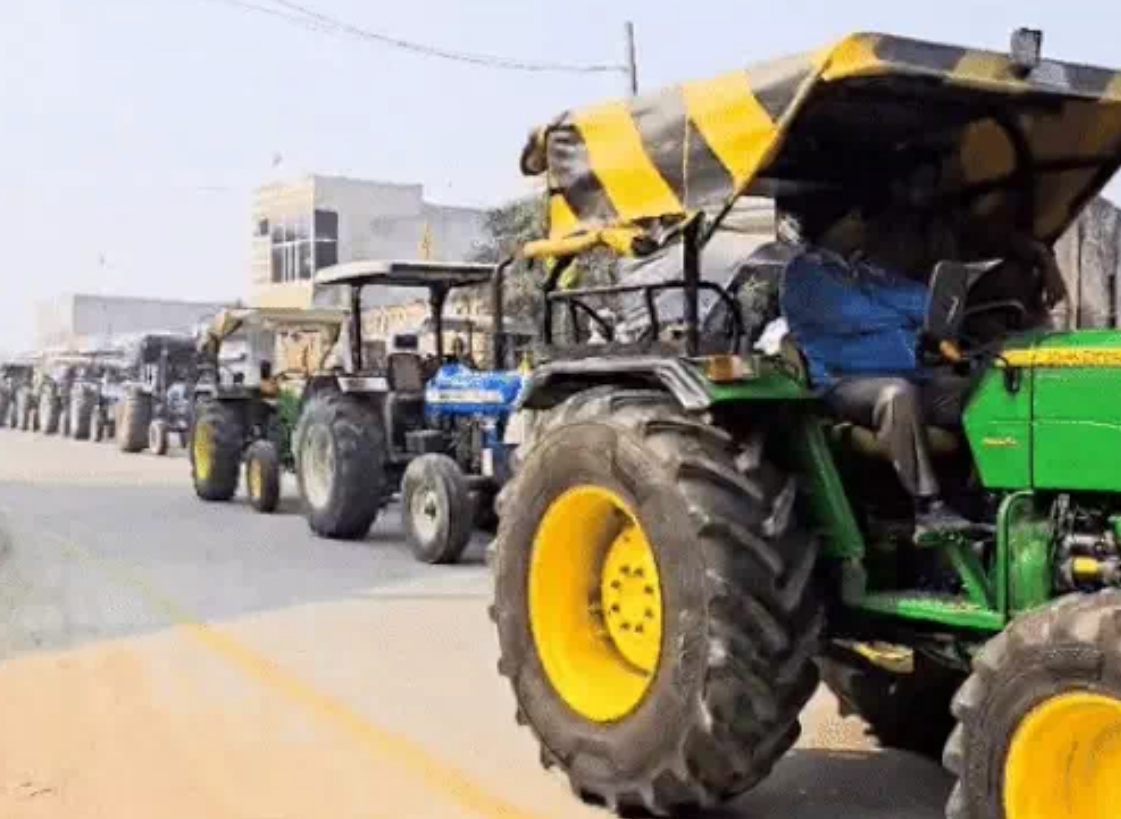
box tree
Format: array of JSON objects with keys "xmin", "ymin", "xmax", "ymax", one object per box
[
  {"xmin": 459, "ymin": 196, "xmax": 548, "ymax": 324},
  {"xmin": 462, "ymin": 196, "xmax": 620, "ymax": 325}
]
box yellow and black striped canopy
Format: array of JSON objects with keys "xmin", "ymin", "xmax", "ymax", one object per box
[{"xmin": 522, "ymin": 32, "xmax": 1121, "ymax": 258}]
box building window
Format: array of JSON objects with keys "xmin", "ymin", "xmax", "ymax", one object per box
[
  {"xmin": 267, "ymin": 211, "xmax": 324, "ymax": 283},
  {"xmin": 314, "ymin": 209, "xmax": 339, "ymax": 274}
]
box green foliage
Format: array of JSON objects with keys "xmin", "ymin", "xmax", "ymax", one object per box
[
  {"xmin": 464, "ymin": 196, "xmax": 620, "ymax": 330},
  {"xmin": 276, "ymin": 388, "xmax": 302, "ymax": 468}
]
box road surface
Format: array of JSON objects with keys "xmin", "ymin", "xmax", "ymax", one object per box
[{"xmin": 0, "ymin": 430, "xmax": 953, "ymax": 819}]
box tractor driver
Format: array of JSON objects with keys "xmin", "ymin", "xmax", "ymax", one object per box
[{"xmin": 785, "ymin": 179, "xmax": 1063, "ymax": 537}]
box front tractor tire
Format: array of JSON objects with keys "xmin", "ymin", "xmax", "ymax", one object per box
[
  {"xmin": 148, "ymin": 419, "xmax": 170, "ymax": 456},
  {"xmin": 245, "ymin": 439, "xmax": 281, "ymax": 514},
  {"xmin": 294, "ymin": 392, "xmax": 386, "ymax": 540},
  {"xmin": 944, "ymin": 590, "xmax": 1121, "ymax": 819},
  {"xmin": 190, "ymin": 400, "xmax": 244, "ymax": 501},
  {"xmin": 492, "ymin": 389, "xmax": 822, "ymax": 815},
  {"xmin": 402, "ymin": 453, "xmax": 474, "ymax": 564},
  {"xmin": 118, "ymin": 388, "xmax": 153, "ymax": 453}
]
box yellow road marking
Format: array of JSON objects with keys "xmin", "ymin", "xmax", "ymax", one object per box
[{"xmin": 4, "ymin": 513, "xmax": 547, "ymax": 819}]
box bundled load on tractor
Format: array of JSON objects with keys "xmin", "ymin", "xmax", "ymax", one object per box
[
  {"xmin": 189, "ymin": 306, "xmax": 347, "ymax": 513},
  {"xmin": 293, "ymin": 260, "xmax": 528, "ymax": 563},
  {"xmin": 491, "ymin": 28, "xmax": 1121, "ymax": 819}
]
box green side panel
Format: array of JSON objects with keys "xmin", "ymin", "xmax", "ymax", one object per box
[
  {"xmin": 1007, "ymin": 518, "xmax": 1053, "ymax": 615},
  {"xmin": 706, "ymin": 370, "xmax": 815, "ymax": 403},
  {"xmin": 963, "ymin": 366, "xmax": 1033, "ymax": 489},
  {"xmin": 997, "ymin": 491, "xmax": 1054, "ymax": 615},
  {"xmin": 858, "ymin": 592, "xmax": 1004, "ymax": 631},
  {"xmin": 1029, "ymin": 328, "xmax": 1121, "ymax": 350},
  {"xmin": 788, "ymin": 415, "xmax": 866, "ymax": 562},
  {"xmin": 1033, "ymin": 362, "xmax": 1121, "ymax": 491}
]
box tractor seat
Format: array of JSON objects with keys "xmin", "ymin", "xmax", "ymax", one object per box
[
  {"xmin": 829, "ymin": 421, "xmax": 961, "ymax": 459},
  {"xmin": 388, "ymin": 352, "xmax": 425, "ymax": 393},
  {"xmin": 777, "ymin": 336, "xmax": 962, "ymax": 459}
]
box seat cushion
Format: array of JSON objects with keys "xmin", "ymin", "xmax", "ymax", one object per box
[{"xmin": 830, "ymin": 421, "xmax": 960, "ymax": 459}]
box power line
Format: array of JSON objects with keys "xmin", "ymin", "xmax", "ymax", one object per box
[
  {"xmin": 196, "ymin": 0, "xmax": 626, "ymax": 75},
  {"xmin": 195, "ymin": 0, "xmax": 338, "ymax": 34}
]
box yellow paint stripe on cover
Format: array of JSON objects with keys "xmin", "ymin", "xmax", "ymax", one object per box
[
  {"xmin": 821, "ymin": 34, "xmax": 884, "ymax": 81},
  {"xmin": 681, "ymin": 71, "xmax": 776, "ymax": 186},
  {"xmin": 573, "ymin": 102, "xmax": 683, "ymax": 221},
  {"xmin": 548, "ymin": 193, "xmax": 580, "ymax": 239},
  {"xmin": 1002, "ymin": 348, "xmax": 1121, "ymax": 368}
]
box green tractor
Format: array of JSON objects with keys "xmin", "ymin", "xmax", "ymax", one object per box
[
  {"xmin": 190, "ymin": 306, "xmax": 347, "ymax": 513},
  {"xmin": 491, "ymin": 29, "xmax": 1121, "ymax": 819}
]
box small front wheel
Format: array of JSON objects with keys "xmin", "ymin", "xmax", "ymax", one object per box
[
  {"xmin": 402, "ymin": 454, "xmax": 474, "ymax": 564},
  {"xmin": 148, "ymin": 419, "xmax": 170, "ymax": 456},
  {"xmin": 246, "ymin": 440, "xmax": 281, "ymax": 514}
]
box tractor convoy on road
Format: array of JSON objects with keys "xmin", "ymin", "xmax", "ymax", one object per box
[{"xmin": 4, "ymin": 27, "xmax": 1121, "ymax": 819}]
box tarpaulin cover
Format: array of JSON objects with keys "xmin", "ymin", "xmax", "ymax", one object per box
[{"xmin": 521, "ymin": 33, "xmax": 1121, "ymax": 256}]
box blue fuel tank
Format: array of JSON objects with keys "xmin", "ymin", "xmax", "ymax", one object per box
[{"xmin": 423, "ymin": 363, "xmax": 526, "ymax": 420}]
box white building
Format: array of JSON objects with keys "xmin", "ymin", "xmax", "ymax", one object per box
[
  {"xmin": 36, "ymin": 293, "xmax": 233, "ymax": 351},
  {"xmin": 250, "ymin": 174, "xmax": 488, "ymax": 309}
]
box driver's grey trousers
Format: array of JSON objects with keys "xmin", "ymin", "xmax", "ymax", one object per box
[{"xmin": 824, "ymin": 376, "xmax": 972, "ymax": 499}]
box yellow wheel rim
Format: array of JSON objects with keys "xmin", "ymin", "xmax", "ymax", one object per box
[
  {"xmin": 528, "ymin": 485, "xmax": 663, "ymax": 723},
  {"xmin": 1004, "ymin": 691, "xmax": 1121, "ymax": 819},
  {"xmin": 248, "ymin": 458, "xmax": 262, "ymax": 500},
  {"xmin": 193, "ymin": 424, "xmax": 214, "ymax": 481}
]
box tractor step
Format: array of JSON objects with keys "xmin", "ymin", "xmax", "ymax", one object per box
[{"xmin": 858, "ymin": 591, "xmax": 1004, "ymax": 631}]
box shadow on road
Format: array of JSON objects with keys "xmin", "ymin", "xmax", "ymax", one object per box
[{"xmin": 724, "ymin": 748, "xmax": 952, "ymax": 818}]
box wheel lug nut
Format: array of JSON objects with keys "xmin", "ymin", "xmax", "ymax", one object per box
[
  {"xmin": 645, "ymin": 609, "xmax": 654, "ymax": 619},
  {"xmin": 611, "ymin": 604, "xmax": 620, "ymax": 613},
  {"xmin": 621, "ymin": 622, "xmax": 631, "ymax": 631},
  {"xmin": 634, "ymin": 568, "xmax": 644, "ymax": 578},
  {"xmin": 611, "ymin": 580, "xmax": 621, "ymax": 590},
  {"xmin": 635, "ymin": 624, "xmax": 644, "ymax": 634},
  {"xmin": 644, "ymin": 585, "xmax": 654, "ymax": 595}
]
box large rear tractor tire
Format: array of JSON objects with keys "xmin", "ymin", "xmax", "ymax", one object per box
[
  {"xmin": 70, "ymin": 388, "xmax": 95, "ymax": 441},
  {"xmin": 491, "ymin": 388, "xmax": 822, "ymax": 815},
  {"xmin": 944, "ymin": 590, "xmax": 1121, "ymax": 819},
  {"xmin": 16, "ymin": 390, "xmax": 32, "ymax": 431},
  {"xmin": 245, "ymin": 439, "xmax": 281, "ymax": 514},
  {"xmin": 402, "ymin": 453, "xmax": 474, "ymax": 564},
  {"xmin": 118, "ymin": 388, "xmax": 153, "ymax": 453},
  {"xmin": 39, "ymin": 389, "xmax": 61, "ymax": 435},
  {"xmin": 819, "ymin": 649, "xmax": 962, "ymax": 761},
  {"xmin": 190, "ymin": 400, "xmax": 244, "ymax": 502},
  {"xmin": 294, "ymin": 392, "xmax": 386, "ymax": 540}
]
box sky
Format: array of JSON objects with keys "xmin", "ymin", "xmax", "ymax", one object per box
[{"xmin": 3, "ymin": 0, "xmax": 1121, "ymax": 352}]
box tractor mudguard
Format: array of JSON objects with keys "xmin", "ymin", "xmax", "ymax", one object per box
[{"xmin": 515, "ymin": 356, "xmax": 714, "ymax": 413}]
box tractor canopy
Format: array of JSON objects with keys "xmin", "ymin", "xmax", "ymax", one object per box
[
  {"xmin": 197, "ymin": 307, "xmax": 347, "ymax": 354},
  {"xmin": 314, "ymin": 260, "xmax": 495, "ymax": 291},
  {"xmin": 520, "ymin": 31, "xmax": 1121, "ymax": 264}
]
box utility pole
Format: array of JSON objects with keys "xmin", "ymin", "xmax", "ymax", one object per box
[{"xmin": 624, "ymin": 21, "xmax": 638, "ymax": 96}]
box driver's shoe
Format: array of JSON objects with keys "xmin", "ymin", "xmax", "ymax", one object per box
[{"xmin": 914, "ymin": 500, "xmax": 974, "ymax": 543}]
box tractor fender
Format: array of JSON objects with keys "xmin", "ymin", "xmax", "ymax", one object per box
[{"xmin": 515, "ymin": 355, "xmax": 713, "ymax": 414}]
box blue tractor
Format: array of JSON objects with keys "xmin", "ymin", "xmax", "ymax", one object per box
[{"xmin": 294, "ymin": 259, "xmax": 530, "ymax": 564}]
